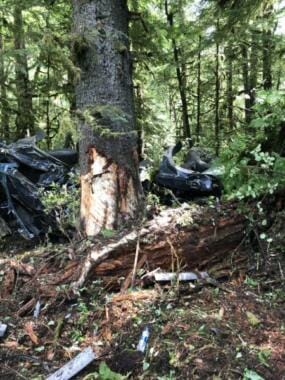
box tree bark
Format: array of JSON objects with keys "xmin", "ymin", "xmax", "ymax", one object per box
[
  {"xmin": 225, "ymin": 43, "xmax": 234, "ymax": 131},
  {"xmin": 249, "ymin": 30, "xmax": 258, "ymax": 113},
  {"xmin": 241, "ymin": 43, "xmax": 252, "ymax": 125},
  {"xmin": 262, "ymin": 9, "xmax": 273, "ymax": 90},
  {"xmin": 72, "ymin": 0, "xmax": 143, "ymax": 237},
  {"xmin": 196, "ymin": 35, "xmax": 202, "ymax": 141},
  {"xmin": 214, "ymin": 23, "xmax": 220, "ymax": 156},
  {"xmin": 13, "ymin": 5, "xmax": 34, "ymax": 138},
  {"xmin": 165, "ymin": 0, "xmax": 191, "ymax": 142},
  {"xmin": 0, "ymin": 22, "xmax": 9, "ymax": 140}
]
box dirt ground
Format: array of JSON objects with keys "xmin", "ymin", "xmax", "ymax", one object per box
[{"xmin": 0, "ymin": 212, "xmax": 284, "ymax": 379}]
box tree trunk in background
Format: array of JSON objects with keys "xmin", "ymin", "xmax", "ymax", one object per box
[
  {"xmin": 196, "ymin": 35, "xmax": 202, "ymax": 142},
  {"xmin": 0, "ymin": 24, "xmax": 9, "ymax": 140},
  {"xmin": 225, "ymin": 43, "xmax": 234, "ymax": 131},
  {"xmin": 45, "ymin": 12, "xmax": 51, "ymax": 149},
  {"xmin": 241, "ymin": 43, "xmax": 252, "ymax": 125},
  {"xmin": 249, "ymin": 30, "xmax": 258, "ymax": 113},
  {"xmin": 13, "ymin": 5, "xmax": 34, "ymax": 138},
  {"xmin": 214, "ymin": 27, "xmax": 220, "ymax": 156},
  {"xmin": 262, "ymin": 8, "xmax": 273, "ymax": 90},
  {"xmin": 73, "ymin": 0, "xmax": 143, "ymax": 237},
  {"xmin": 165, "ymin": 0, "xmax": 191, "ymax": 142},
  {"xmin": 135, "ymin": 84, "xmax": 144, "ymax": 160}
]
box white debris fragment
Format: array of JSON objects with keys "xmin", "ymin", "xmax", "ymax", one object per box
[
  {"xmin": 0, "ymin": 323, "xmax": 7, "ymax": 338},
  {"xmin": 46, "ymin": 346, "xmax": 96, "ymax": 380},
  {"xmin": 33, "ymin": 301, "xmax": 41, "ymax": 318}
]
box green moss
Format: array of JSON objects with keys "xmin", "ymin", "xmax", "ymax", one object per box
[
  {"xmin": 77, "ymin": 105, "xmax": 136, "ymax": 139},
  {"xmin": 114, "ymin": 41, "xmax": 128, "ymax": 53},
  {"xmin": 72, "ymin": 33, "xmax": 89, "ymax": 57}
]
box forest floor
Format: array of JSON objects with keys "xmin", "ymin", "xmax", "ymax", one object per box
[{"xmin": 0, "ymin": 213, "xmax": 284, "ymax": 380}]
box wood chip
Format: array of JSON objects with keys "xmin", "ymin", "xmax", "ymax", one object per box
[{"xmin": 24, "ymin": 321, "xmax": 39, "ymax": 345}]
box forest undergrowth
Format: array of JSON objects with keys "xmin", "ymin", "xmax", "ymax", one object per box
[{"xmin": 0, "ymin": 197, "xmax": 284, "ymax": 380}]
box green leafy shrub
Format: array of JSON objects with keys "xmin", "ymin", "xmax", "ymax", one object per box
[
  {"xmin": 40, "ymin": 172, "xmax": 80, "ymax": 233},
  {"xmin": 220, "ymin": 90, "xmax": 285, "ymax": 200}
]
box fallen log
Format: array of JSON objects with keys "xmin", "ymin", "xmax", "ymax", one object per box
[{"xmin": 73, "ymin": 202, "xmax": 247, "ymax": 289}]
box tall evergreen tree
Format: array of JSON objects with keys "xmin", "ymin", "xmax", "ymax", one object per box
[
  {"xmin": 13, "ymin": 3, "xmax": 34, "ymax": 137},
  {"xmin": 72, "ymin": 0, "xmax": 143, "ymax": 236}
]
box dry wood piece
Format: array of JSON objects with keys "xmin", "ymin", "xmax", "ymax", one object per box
[
  {"xmin": 24, "ymin": 321, "xmax": 39, "ymax": 345},
  {"xmin": 17, "ymin": 298, "xmax": 36, "ymax": 317},
  {"xmin": 0, "ymin": 269, "xmax": 15, "ymax": 299},
  {"xmin": 46, "ymin": 346, "xmax": 96, "ymax": 380},
  {"xmin": 0, "ymin": 259, "xmax": 35, "ymax": 275}
]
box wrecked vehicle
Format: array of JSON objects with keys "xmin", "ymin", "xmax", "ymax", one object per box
[
  {"xmin": 155, "ymin": 142, "xmax": 223, "ymax": 201},
  {"xmin": 0, "ymin": 136, "xmax": 77, "ymax": 239}
]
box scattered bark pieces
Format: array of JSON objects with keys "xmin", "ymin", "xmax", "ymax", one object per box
[
  {"xmin": 50, "ymin": 261, "xmax": 79, "ymax": 285},
  {"xmin": 46, "ymin": 346, "xmax": 96, "ymax": 380},
  {"xmin": 0, "ymin": 259, "xmax": 35, "ymax": 275},
  {"xmin": 17, "ymin": 298, "xmax": 36, "ymax": 317},
  {"xmin": 0, "ymin": 269, "xmax": 15, "ymax": 298},
  {"xmin": 110, "ymin": 289, "xmax": 159, "ymax": 303}
]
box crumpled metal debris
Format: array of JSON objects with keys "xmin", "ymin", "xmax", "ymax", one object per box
[
  {"xmin": 155, "ymin": 142, "xmax": 223, "ymax": 200},
  {"xmin": 0, "ymin": 136, "xmax": 77, "ymax": 239}
]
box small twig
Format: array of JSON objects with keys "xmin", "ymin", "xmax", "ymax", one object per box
[
  {"xmin": 167, "ymin": 189, "xmax": 182, "ymax": 206},
  {"xmin": 131, "ymin": 230, "xmax": 141, "ymax": 288},
  {"xmin": 278, "ymin": 261, "xmax": 284, "ymax": 279}
]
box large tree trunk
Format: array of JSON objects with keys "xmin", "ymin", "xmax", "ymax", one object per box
[
  {"xmin": 72, "ymin": 0, "xmax": 143, "ymax": 237},
  {"xmin": 13, "ymin": 5, "xmax": 34, "ymax": 138}
]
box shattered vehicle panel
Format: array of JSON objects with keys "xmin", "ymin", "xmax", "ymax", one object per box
[
  {"xmin": 155, "ymin": 142, "xmax": 223, "ymax": 199},
  {"xmin": 0, "ymin": 137, "xmax": 75, "ymax": 239}
]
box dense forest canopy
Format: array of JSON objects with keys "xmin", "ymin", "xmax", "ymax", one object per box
[{"xmin": 0, "ymin": 0, "xmax": 284, "ymax": 202}]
